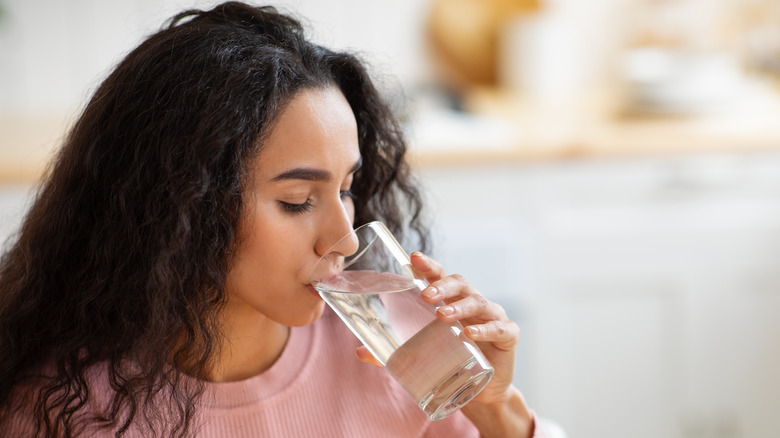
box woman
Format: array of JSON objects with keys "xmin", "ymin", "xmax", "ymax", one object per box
[{"xmin": 0, "ymin": 2, "xmax": 542, "ymax": 437}]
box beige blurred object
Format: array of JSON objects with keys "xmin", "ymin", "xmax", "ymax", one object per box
[
  {"xmin": 426, "ymin": 0, "xmax": 541, "ymax": 90},
  {"xmin": 736, "ymin": 0, "xmax": 780, "ymax": 78},
  {"xmin": 0, "ymin": 113, "xmax": 71, "ymax": 183}
]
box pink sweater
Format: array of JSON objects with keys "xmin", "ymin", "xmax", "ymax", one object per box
[{"xmin": 7, "ymin": 309, "xmax": 545, "ymax": 437}]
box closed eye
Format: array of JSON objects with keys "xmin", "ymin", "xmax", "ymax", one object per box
[{"xmin": 279, "ymin": 200, "xmax": 313, "ymax": 214}]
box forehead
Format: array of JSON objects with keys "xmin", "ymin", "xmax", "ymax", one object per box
[{"xmin": 254, "ymin": 86, "xmax": 360, "ymax": 179}]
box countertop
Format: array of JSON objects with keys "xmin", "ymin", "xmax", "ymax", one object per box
[{"xmin": 407, "ymin": 87, "xmax": 780, "ymax": 167}]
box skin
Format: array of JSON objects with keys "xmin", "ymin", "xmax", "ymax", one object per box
[
  {"xmin": 216, "ymin": 85, "xmax": 535, "ymax": 437},
  {"xmin": 216, "ymin": 86, "xmax": 361, "ymax": 382}
]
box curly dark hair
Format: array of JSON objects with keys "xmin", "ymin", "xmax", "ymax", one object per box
[{"xmin": 0, "ymin": 2, "xmax": 428, "ymax": 436}]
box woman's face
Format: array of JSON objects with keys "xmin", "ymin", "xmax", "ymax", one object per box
[{"xmin": 225, "ymin": 86, "xmax": 362, "ymax": 327}]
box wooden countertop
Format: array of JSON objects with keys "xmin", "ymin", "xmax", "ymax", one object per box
[
  {"xmin": 408, "ymin": 87, "xmax": 780, "ymax": 167},
  {"xmin": 4, "ymin": 88, "xmax": 780, "ymax": 182}
]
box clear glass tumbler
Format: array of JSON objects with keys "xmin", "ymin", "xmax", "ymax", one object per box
[{"xmin": 310, "ymin": 221, "xmax": 494, "ymax": 421}]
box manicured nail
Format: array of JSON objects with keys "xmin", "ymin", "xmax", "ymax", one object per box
[
  {"xmin": 411, "ymin": 252, "xmax": 432, "ymax": 271},
  {"xmin": 466, "ymin": 326, "xmax": 481, "ymax": 337},
  {"xmin": 411, "ymin": 251, "xmax": 428, "ymax": 264},
  {"xmin": 422, "ymin": 286, "xmax": 438, "ymax": 299},
  {"xmin": 437, "ymin": 305, "xmax": 455, "ymax": 317}
]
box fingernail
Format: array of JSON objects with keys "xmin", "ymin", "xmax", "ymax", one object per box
[
  {"xmin": 437, "ymin": 305, "xmax": 454, "ymax": 317},
  {"xmin": 421, "ymin": 286, "xmax": 438, "ymax": 298},
  {"xmin": 411, "ymin": 252, "xmax": 426, "ymax": 264},
  {"xmin": 466, "ymin": 326, "xmax": 481, "ymax": 336}
]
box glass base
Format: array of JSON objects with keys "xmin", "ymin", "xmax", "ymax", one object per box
[{"xmin": 418, "ymin": 356, "xmax": 495, "ymax": 421}]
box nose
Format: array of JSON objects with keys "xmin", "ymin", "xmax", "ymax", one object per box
[{"xmin": 314, "ymin": 199, "xmax": 359, "ymax": 259}]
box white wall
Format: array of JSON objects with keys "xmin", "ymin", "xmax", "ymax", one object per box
[
  {"xmin": 0, "ymin": 0, "xmax": 433, "ymax": 115},
  {"xmin": 0, "ymin": 0, "xmax": 758, "ymax": 116}
]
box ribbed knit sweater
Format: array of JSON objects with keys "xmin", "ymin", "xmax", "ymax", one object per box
[{"xmin": 6, "ymin": 309, "xmax": 543, "ymax": 437}]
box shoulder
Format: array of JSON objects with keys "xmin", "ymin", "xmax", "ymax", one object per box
[
  {"xmin": 2, "ymin": 370, "xmax": 110, "ymax": 436},
  {"xmin": 1, "ymin": 384, "xmax": 38, "ymax": 436},
  {"xmin": 1, "ymin": 361, "xmax": 154, "ymax": 437}
]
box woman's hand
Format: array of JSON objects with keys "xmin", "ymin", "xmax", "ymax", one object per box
[
  {"xmin": 355, "ymin": 251, "xmax": 536, "ymax": 437},
  {"xmin": 411, "ymin": 251, "xmax": 535, "ymax": 437},
  {"xmin": 410, "ymin": 251, "xmax": 521, "ymax": 405},
  {"xmin": 354, "ymin": 251, "xmax": 521, "ymax": 402}
]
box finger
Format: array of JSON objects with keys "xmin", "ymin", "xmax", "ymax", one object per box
[
  {"xmin": 465, "ymin": 320, "xmax": 521, "ymax": 351},
  {"xmin": 436, "ymin": 292, "xmax": 507, "ymax": 322},
  {"xmin": 421, "ymin": 274, "xmax": 473, "ymax": 303},
  {"xmin": 355, "ymin": 346, "xmax": 383, "ymax": 367},
  {"xmin": 410, "ymin": 252, "xmax": 446, "ymax": 283}
]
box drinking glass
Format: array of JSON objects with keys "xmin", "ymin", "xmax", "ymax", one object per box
[{"xmin": 310, "ymin": 221, "xmax": 494, "ymax": 421}]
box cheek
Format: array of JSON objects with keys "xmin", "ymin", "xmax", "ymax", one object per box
[
  {"xmin": 228, "ymin": 219, "xmax": 289, "ymax": 294},
  {"xmin": 234, "ymin": 209, "xmax": 283, "ymax": 271}
]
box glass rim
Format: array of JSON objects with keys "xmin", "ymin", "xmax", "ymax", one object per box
[{"xmin": 308, "ymin": 220, "xmax": 415, "ymax": 290}]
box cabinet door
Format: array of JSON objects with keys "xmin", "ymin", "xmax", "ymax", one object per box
[
  {"xmin": 537, "ymin": 275, "xmax": 681, "ymax": 438},
  {"xmin": 677, "ymin": 263, "xmax": 780, "ymax": 438},
  {"xmin": 420, "ymin": 154, "xmax": 780, "ymax": 438},
  {"xmin": 530, "ymin": 156, "xmax": 780, "ymax": 438}
]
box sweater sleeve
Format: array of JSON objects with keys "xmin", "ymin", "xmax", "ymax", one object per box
[{"xmin": 531, "ymin": 412, "xmax": 549, "ymax": 438}]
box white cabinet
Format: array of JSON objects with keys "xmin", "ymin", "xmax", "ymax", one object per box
[{"xmin": 418, "ymin": 153, "xmax": 780, "ymax": 438}]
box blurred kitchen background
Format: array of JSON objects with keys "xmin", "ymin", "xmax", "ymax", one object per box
[{"xmin": 3, "ymin": 0, "xmax": 780, "ymax": 436}]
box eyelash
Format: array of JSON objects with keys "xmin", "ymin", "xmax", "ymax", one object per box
[
  {"xmin": 280, "ymin": 200, "xmax": 314, "ymax": 214},
  {"xmin": 280, "ymin": 190, "xmax": 355, "ymax": 215}
]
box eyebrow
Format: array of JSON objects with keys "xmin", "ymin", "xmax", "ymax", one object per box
[{"xmin": 271, "ymin": 157, "xmax": 363, "ymax": 182}]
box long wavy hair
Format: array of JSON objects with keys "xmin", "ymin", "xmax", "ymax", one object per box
[{"xmin": 0, "ymin": 2, "xmax": 427, "ymax": 436}]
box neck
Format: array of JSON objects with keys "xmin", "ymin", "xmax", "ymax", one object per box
[{"xmin": 209, "ymin": 304, "xmax": 290, "ymax": 383}]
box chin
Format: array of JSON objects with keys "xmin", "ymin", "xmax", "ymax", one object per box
[{"xmin": 287, "ymin": 301, "xmax": 326, "ymax": 327}]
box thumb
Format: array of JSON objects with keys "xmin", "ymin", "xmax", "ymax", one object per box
[{"xmin": 355, "ymin": 346, "xmax": 383, "ymax": 367}]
